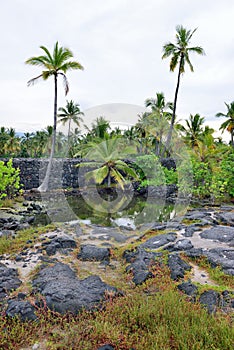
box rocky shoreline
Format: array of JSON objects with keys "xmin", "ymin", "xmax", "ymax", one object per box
[{"xmin": 0, "ymin": 198, "xmax": 233, "ymax": 333}]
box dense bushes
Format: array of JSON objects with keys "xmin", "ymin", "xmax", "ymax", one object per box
[{"xmin": 134, "ymin": 151, "xmax": 234, "ymax": 202}]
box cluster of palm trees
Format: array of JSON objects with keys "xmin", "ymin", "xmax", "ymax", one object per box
[{"xmin": 1, "ymin": 25, "xmax": 233, "ymax": 192}]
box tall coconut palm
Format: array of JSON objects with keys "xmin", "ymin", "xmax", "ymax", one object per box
[
  {"xmin": 58, "ymin": 100, "xmax": 84, "ymax": 151},
  {"xmin": 25, "ymin": 42, "xmax": 84, "ymax": 191},
  {"xmin": 162, "ymin": 25, "xmax": 205, "ymax": 151},
  {"xmin": 216, "ymin": 101, "xmax": 234, "ymax": 147}
]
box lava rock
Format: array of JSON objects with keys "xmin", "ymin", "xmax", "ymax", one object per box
[
  {"xmin": 6, "ymin": 300, "xmax": 37, "ymax": 321},
  {"xmin": 32, "ymin": 263, "xmax": 120, "ymax": 314},
  {"xmin": 215, "ymin": 211, "xmax": 234, "ymax": 226},
  {"xmin": 177, "ymin": 281, "xmax": 198, "ymax": 297},
  {"xmin": 42, "ymin": 235, "xmax": 77, "ymax": 256},
  {"xmin": 96, "ymin": 345, "xmax": 115, "ymax": 350},
  {"xmin": 77, "ymin": 244, "xmax": 110, "ymax": 262},
  {"xmin": 183, "ymin": 225, "xmax": 200, "ymax": 237},
  {"xmin": 124, "ymin": 247, "xmax": 162, "ymax": 285},
  {"xmin": 167, "ymin": 254, "xmax": 191, "ymax": 280},
  {"xmin": 0, "ymin": 263, "xmax": 22, "ymax": 300},
  {"xmin": 140, "ymin": 232, "xmax": 177, "ymax": 250},
  {"xmin": 199, "ymin": 290, "xmax": 220, "ymax": 314},
  {"xmin": 166, "ymin": 239, "xmax": 194, "ymax": 252},
  {"xmin": 200, "ymin": 226, "xmax": 234, "ymax": 246}
]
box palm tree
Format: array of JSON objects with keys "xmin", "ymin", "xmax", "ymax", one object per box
[
  {"xmin": 216, "ymin": 101, "xmax": 234, "ymax": 147},
  {"xmin": 77, "ymin": 138, "xmax": 139, "ymax": 189},
  {"xmin": 179, "ymin": 114, "xmax": 205, "ymax": 148},
  {"xmin": 20, "ymin": 132, "xmax": 34, "ymax": 157},
  {"xmin": 58, "ymin": 100, "xmax": 84, "ymax": 151},
  {"xmin": 25, "ymin": 41, "xmax": 84, "ymax": 191},
  {"xmin": 162, "ymin": 25, "xmax": 205, "ymax": 151},
  {"xmin": 0, "ymin": 127, "xmax": 9, "ymax": 157},
  {"xmin": 89, "ymin": 116, "xmax": 111, "ymax": 139},
  {"xmin": 145, "ymin": 92, "xmax": 173, "ymax": 119},
  {"xmin": 5, "ymin": 128, "xmax": 20, "ymax": 157}
]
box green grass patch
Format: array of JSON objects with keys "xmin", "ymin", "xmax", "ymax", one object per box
[
  {"xmin": 183, "ymin": 255, "xmax": 234, "ymax": 290},
  {"xmin": 0, "ymin": 224, "xmax": 56, "ymax": 255},
  {"xmin": 181, "ymin": 218, "xmax": 202, "ymax": 225}
]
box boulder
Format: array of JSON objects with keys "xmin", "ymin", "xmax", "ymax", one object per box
[
  {"xmin": 0, "ymin": 263, "xmax": 22, "ymax": 300},
  {"xmin": 177, "ymin": 281, "xmax": 198, "ymax": 297},
  {"xmin": 77, "ymin": 244, "xmax": 110, "ymax": 262},
  {"xmin": 6, "ymin": 300, "xmax": 37, "ymax": 321},
  {"xmin": 32, "ymin": 263, "xmax": 120, "ymax": 314},
  {"xmin": 140, "ymin": 232, "xmax": 177, "ymax": 250},
  {"xmin": 167, "ymin": 254, "xmax": 191, "ymax": 280},
  {"xmin": 200, "ymin": 226, "xmax": 234, "ymax": 246},
  {"xmin": 199, "ymin": 290, "xmax": 220, "ymax": 314}
]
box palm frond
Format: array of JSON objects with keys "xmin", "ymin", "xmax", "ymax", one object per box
[
  {"xmin": 86, "ymin": 165, "xmax": 109, "ymax": 184},
  {"xmin": 40, "ymin": 46, "xmax": 53, "ymax": 63},
  {"xmin": 110, "ymin": 168, "xmax": 125, "ymax": 189},
  {"xmin": 27, "ymin": 74, "xmax": 44, "ymax": 86},
  {"xmin": 59, "ymin": 72, "xmax": 69, "ymax": 95}
]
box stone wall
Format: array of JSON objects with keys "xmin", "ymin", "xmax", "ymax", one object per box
[
  {"xmin": 1, "ymin": 158, "xmax": 84, "ymax": 190},
  {"xmin": 1, "ymin": 158, "xmax": 176, "ymax": 190}
]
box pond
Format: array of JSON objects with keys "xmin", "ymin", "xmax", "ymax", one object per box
[{"xmin": 37, "ymin": 189, "xmax": 189, "ymax": 229}]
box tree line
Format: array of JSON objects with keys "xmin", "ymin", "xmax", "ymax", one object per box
[{"xmin": 1, "ymin": 25, "xmax": 233, "ymax": 198}]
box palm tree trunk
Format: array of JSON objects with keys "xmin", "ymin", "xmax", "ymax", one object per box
[
  {"xmin": 38, "ymin": 74, "xmax": 57, "ymax": 192},
  {"xmin": 67, "ymin": 119, "xmax": 71, "ymax": 154},
  {"xmin": 164, "ymin": 55, "xmax": 183, "ymax": 154},
  {"xmin": 231, "ymin": 131, "xmax": 234, "ymax": 148}
]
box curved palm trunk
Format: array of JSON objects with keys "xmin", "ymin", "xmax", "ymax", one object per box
[
  {"xmin": 38, "ymin": 74, "xmax": 57, "ymax": 192},
  {"xmin": 164, "ymin": 56, "xmax": 183, "ymax": 154}
]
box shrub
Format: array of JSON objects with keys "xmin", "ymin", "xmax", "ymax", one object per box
[{"xmin": 0, "ymin": 159, "xmax": 23, "ymax": 201}]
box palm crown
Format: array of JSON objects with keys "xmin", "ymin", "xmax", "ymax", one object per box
[
  {"xmin": 26, "ymin": 41, "xmax": 84, "ymax": 95},
  {"xmin": 162, "ymin": 25, "xmax": 205, "ymax": 74},
  {"xmin": 216, "ymin": 101, "xmax": 234, "ymax": 147}
]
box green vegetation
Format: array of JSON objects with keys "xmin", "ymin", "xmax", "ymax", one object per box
[
  {"xmin": 0, "ymin": 159, "xmax": 22, "ymax": 202},
  {"xmin": 0, "ymin": 224, "xmax": 57, "ymax": 255},
  {"xmin": 0, "ymin": 262, "xmax": 233, "ymax": 350}
]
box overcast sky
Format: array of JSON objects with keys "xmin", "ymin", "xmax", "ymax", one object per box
[{"xmin": 0, "ymin": 0, "xmax": 233, "ymax": 141}]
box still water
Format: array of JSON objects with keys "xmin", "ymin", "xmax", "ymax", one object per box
[{"xmin": 37, "ymin": 190, "xmax": 188, "ymax": 228}]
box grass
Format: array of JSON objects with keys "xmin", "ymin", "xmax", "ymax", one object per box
[
  {"xmin": 0, "ymin": 260, "xmax": 233, "ymax": 350},
  {"xmin": 183, "ymin": 254, "xmax": 234, "ymax": 290},
  {"xmin": 0, "ymin": 271, "xmax": 233, "ymax": 350},
  {"xmin": 0, "ymin": 224, "xmax": 57, "ymax": 255},
  {"xmin": 181, "ymin": 218, "xmax": 202, "ymax": 225}
]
